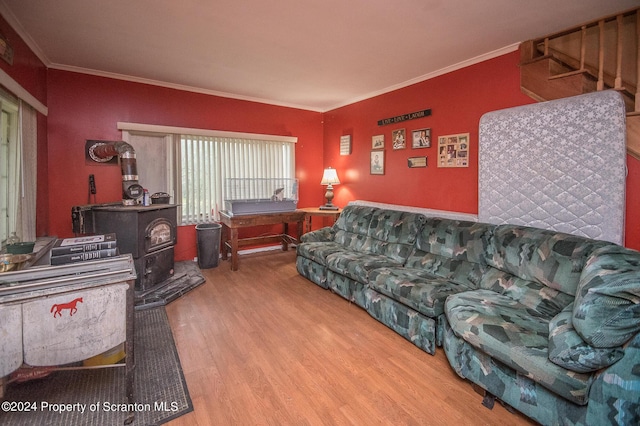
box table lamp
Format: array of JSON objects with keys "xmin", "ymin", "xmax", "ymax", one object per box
[{"xmin": 319, "ymin": 167, "xmax": 340, "ymax": 210}]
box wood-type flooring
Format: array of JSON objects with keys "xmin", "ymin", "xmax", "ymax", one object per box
[{"xmin": 166, "ymin": 250, "xmax": 535, "ymax": 425}]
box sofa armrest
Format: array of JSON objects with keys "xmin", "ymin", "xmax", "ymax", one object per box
[
  {"xmin": 586, "ymin": 332, "xmax": 640, "ymax": 424},
  {"xmin": 548, "ymin": 302, "xmax": 623, "ymax": 373},
  {"xmin": 300, "ymin": 226, "xmax": 335, "ymax": 243},
  {"xmin": 574, "ymin": 245, "xmax": 640, "ymax": 348}
]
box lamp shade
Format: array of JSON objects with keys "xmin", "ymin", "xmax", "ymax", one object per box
[{"xmin": 320, "ymin": 167, "xmax": 340, "ymax": 186}]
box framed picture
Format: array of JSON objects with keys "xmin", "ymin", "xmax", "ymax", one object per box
[
  {"xmin": 370, "ymin": 151, "xmax": 385, "ymax": 175},
  {"xmin": 392, "ymin": 128, "xmax": 406, "ymax": 150},
  {"xmin": 437, "ymin": 133, "xmax": 470, "ymax": 168},
  {"xmin": 412, "ymin": 128, "xmax": 431, "ymax": 148},
  {"xmin": 372, "ymin": 134, "xmax": 384, "ymax": 149},
  {"xmin": 408, "ymin": 156, "xmax": 427, "ymax": 168},
  {"xmin": 340, "ymin": 135, "xmax": 352, "ymax": 155}
]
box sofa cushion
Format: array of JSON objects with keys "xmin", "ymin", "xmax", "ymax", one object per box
[
  {"xmin": 325, "ymin": 251, "xmax": 403, "ymax": 284},
  {"xmin": 296, "ymin": 241, "xmax": 348, "ymax": 266},
  {"xmin": 369, "ymin": 267, "xmax": 472, "ymax": 318},
  {"xmin": 413, "ymin": 218, "xmax": 494, "ymax": 264},
  {"xmin": 365, "ymin": 209, "xmax": 426, "ymax": 263},
  {"xmin": 332, "ymin": 205, "xmax": 376, "ymax": 252},
  {"xmin": 489, "ymin": 225, "xmax": 610, "ymax": 296},
  {"xmin": 548, "ymin": 303, "xmax": 624, "ymax": 373},
  {"xmin": 574, "ymin": 245, "xmax": 640, "ymax": 348},
  {"xmin": 480, "ymin": 267, "xmax": 573, "ymax": 319},
  {"xmin": 404, "ymin": 218, "xmax": 493, "ymax": 288},
  {"xmin": 446, "ymin": 290, "xmax": 592, "ymax": 405}
]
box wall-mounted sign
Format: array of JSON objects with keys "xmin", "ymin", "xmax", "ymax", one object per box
[
  {"xmin": 378, "ymin": 109, "xmax": 431, "ymax": 126},
  {"xmin": 340, "ymin": 135, "xmax": 352, "ymax": 155},
  {"xmin": 408, "ymin": 156, "xmax": 427, "ymax": 168}
]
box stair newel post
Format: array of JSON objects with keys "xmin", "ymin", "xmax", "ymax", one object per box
[
  {"xmin": 597, "ymin": 20, "xmax": 605, "ymax": 91},
  {"xmin": 615, "ymin": 14, "xmax": 623, "ymax": 90}
]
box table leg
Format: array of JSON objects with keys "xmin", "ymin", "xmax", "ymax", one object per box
[
  {"xmin": 304, "ymin": 215, "xmax": 312, "ymax": 234},
  {"xmin": 221, "ymin": 224, "xmax": 230, "ymax": 260},
  {"xmin": 230, "ymin": 228, "xmax": 239, "ymax": 271},
  {"xmin": 282, "ymin": 223, "xmax": 289, "ymax": 251},
  {"xmin": 297, "ymin": 218, "xmax": 303, "ymax": 242}
]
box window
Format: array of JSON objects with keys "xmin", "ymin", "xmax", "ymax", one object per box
[
  {"xmin": 0, "ymin": 93, "xmax": 19, "ymax": 245},
  {"xmin": 120, "ymin": 123, "xmax": 296, "ymax": 225},
  {"xmin": 179, "ymin": 135, "xmax": 295, "ymax": 224}
]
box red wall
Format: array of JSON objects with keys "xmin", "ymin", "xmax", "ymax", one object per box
[
  {"xmin": 323, "ymin": 50, "xmax": 640, "ymax": 250},
  {"xmin": 6, "ymin": 15, "xmax": 639, "ymax": 255},
  {"xmin": 626, "ymin": 156, "xmax": 640, "ymax": 249},
  {"xmin": 46, "ymin": 71, "xmax": 324, "ymax": 260},
  {"xmin": 323, "ymin": 52, "xmax": 533, "ymax": 213}
]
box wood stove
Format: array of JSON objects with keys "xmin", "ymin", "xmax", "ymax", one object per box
[{"xmin": 72, "ymin": 203, "xmax": 178, "ymax": 292}]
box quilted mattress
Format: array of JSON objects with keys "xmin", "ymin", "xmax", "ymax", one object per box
[{"xmin": 478, "ymin": 90, "xmax": 626, "ymax": 245}]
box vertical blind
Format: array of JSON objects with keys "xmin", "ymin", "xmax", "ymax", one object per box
[{"xmin": 179, "ymin": 135, "xmax": 295, "ymax": 224}]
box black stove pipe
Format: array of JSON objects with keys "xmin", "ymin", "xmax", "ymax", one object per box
[{"xmin": 91, "ymin": 141, "xmax": 144, "ymax": 205}]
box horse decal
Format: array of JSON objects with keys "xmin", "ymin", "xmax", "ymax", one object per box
[{"xmin": 50, "ymin": 297, "xmax": 83, "ymax": 318}]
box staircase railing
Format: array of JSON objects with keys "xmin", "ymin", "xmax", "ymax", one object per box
[{"xmin": 524, "ymin": 7, "xmax": 639, "ymax": 113}]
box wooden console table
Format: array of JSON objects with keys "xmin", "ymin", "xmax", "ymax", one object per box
[
  {"xmin": 298, "ymin": 207, "xmax": 342, "ymax": 234},
  {"xmin": 220, "ymin": 210, "xmax": 306, "ymax": 271}
]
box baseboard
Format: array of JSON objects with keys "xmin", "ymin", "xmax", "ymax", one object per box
[{"xmin": 193, "ymin": 244, "xmax": 285, "ymax": 264}]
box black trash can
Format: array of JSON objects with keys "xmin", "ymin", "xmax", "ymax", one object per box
[{"xmin": 196, "ymin": 223, "xmax": 222, "ymax": 269}]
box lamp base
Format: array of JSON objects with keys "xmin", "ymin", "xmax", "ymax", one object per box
[{"xmin": 319, "ymin": 204, "xmax": 339, "ymax": 211}]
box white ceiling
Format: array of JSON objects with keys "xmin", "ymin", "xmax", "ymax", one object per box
[{"xmin": 1, "ymin": 0, "xmax": 638, "ymax": 112}]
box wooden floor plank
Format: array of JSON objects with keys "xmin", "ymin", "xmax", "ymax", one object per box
[{"xmin": 166, "ymin": 250, "xmax": 535, "ymax": 425}]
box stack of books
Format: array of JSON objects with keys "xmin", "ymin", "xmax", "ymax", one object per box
[{"xmin": 50, "ymin": 233, "xmax": 118, "ymax": 266}]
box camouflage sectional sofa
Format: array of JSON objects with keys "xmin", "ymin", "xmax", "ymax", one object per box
[{"xmin": 296, "ymin": 204, "xmax": 640, "ymax": 425}]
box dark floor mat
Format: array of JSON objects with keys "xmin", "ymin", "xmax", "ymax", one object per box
[{"xmin": 1, "ymin": 307, "xmax": 192, "ymax": 426}]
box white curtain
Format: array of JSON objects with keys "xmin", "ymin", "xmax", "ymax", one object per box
[{"xmin": 17, "ymin": 100, "xmax": 37, "ymax": 241}]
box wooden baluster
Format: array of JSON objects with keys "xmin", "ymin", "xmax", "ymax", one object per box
[
  {"xmin": 544, "ymin": 37, "xmax": 549, "ymax": 56},
  {"xmin": 580, "ymin": 25, "xmax": 586, "ymax": 71},
  {"xmin": 598, "ymin": 20, "xmax": 605, "ymax": 91},
  {"xmin": 615, "ymin": 14, "xmax": 623, "ymax": 89}
]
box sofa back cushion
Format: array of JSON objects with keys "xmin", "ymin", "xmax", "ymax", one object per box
[
  {"xmin": 363, "ymin": 209, "xmax": 426, "ymax": 263},
  {"xmin": 488, "ymin": 225, "xmax": 610, "ymax": 297},
  {"xmin": 405, "ymin": 218, "xmax": 494, "ymax": 288},
  {"xmin": 332, "ymin": 205, "xmax": 376, "ymax": 251},
  {"xmin": 573, "ymin": 245, "xmax": 640, "ymax": 348},
  {"xmin": 479, "ymin": 266, "xmax": 573, "ymax": 318}
]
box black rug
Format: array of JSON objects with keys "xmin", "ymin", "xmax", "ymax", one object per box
[{"xmin": 1, "ymin": 307, "xmax": 192, "ymax": 426}]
